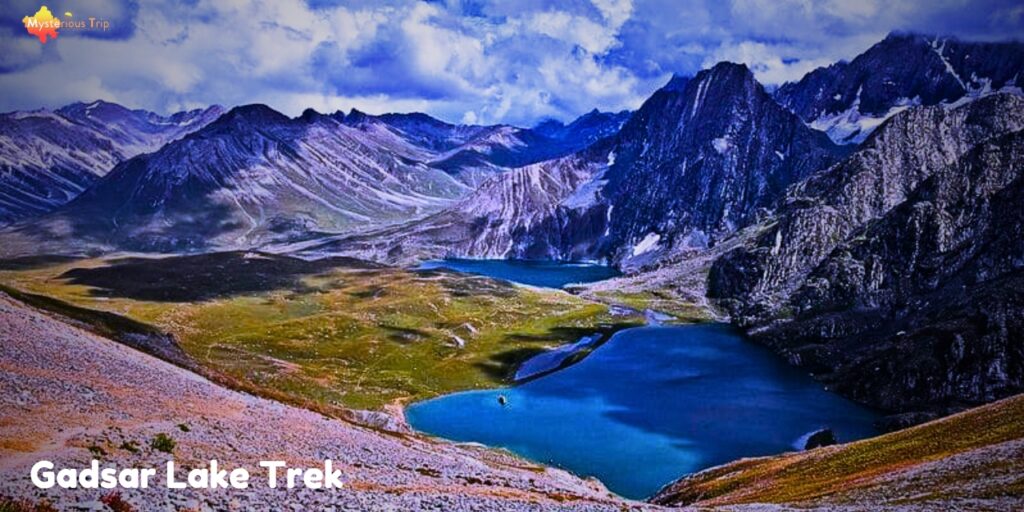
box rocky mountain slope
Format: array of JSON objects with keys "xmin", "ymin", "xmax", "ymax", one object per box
[
  {"xmin": 776, "ymin": 33, "xmax": 1024, "ymax": 144},
  {"xmin": 6, "ymin": 105, "xmax": 472, "ymax": 253},
  {"xmin": 0, "ymin": 292, "xmax": 638, "ymax": 510},
  {"xmin": 709, "ymin": 94, "xmax": 1024, "ymax": 415},
  {"xmin": 343, "ymin": 109, "xmax": 615, "ymax": 187},
  {"xmin": 337, "ymin": 108, "xmax": 628, "ymax": 190},
  {"xmin": 0, "ymin": 101, "xmax": 223, "ymax": 223},
  {"xmin": 297, "ymin": 152, "xmax": 608, "ymax": 263}
]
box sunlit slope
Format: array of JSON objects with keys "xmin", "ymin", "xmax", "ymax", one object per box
[{"xmin": 652, "ymin": 393, "xmax": 1024, "ymax": 509}]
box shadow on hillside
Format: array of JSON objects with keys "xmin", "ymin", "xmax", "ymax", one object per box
[
  {"xmin": 476, "ymin": 322, "xmax": 640, "ymax": 381},
  {"xmin": 475, "ymin": 347, "xmax": 550, "ymax": 382},
  {"xmin": 59, "ymin": 251, "xmax": 380, "ymax": 302},
  {"xmin": 0, "ymin": 255, "xmax": 84, "ymax": 270}
]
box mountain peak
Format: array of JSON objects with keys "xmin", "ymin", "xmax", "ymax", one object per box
[
  {"xmin": 664, "ymin": 73, "xmax": 690, "ymax": 92},
  {"xmin": 217, "ymin": 104, "xmax": 290, "ymax": 126},
  {"xmin": 298, "ymin": 108, "xmax": 342, "ymax": 125},
  {"xmin": 532, "ymin": 118, "xmax": 565, "ymax": 134},
  {"xmin": 701, "ymin": 61, "xmax": 756, "ymax": 86},
  {"xmin": 347, "ymin": 108, "xmax": 370, "ymax": 123},
  {"xmin": 881, "ymin": 30, "xmax": 932, "ymax": 45},
  {"xmin": 56, "ymin": 99, "xmax": 132, "ymax": 119}
]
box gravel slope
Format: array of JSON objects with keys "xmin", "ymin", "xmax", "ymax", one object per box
[{"xmin": 0, "ymin": 293, "xmax": 653, "ymax": 510}]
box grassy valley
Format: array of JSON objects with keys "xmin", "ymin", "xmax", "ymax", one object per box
[{"xmin": 0, "ymin": 252, "xmax": 643, "ymax": 412}]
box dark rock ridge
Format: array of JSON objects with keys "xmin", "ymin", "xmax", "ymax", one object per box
[
  {"xmin": 601, "ymin": 62, "xmax": 845, "ymax": 267},
  {"xmin": 710, "ymin": 94, "xmax": 1024, "ymax": 413},
  {"xmin": 803, "ymin": 428, "xmax": 837, "ymax": 450},
  {"xmin": 776, "ymin": 33, "xmax": 1024, "ymax": 144},
  {"xmin": 0, "ymin": 100, "xmax": 224, "ymax": 223}
]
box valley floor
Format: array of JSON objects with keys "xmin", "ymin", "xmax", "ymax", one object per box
[
  {"xmin": 0, "ymin": 292, "xmax": 644, "ymax": 510},
  {"xmin": 2, "ymin": 257, "xmax": 1022, "ymax": 511}
]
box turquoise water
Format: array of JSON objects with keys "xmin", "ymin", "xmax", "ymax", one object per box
[
  {"xmin": 406, "ymin": 324, "xmax": 881, "ymax": 500},
  {"xmin": 417, "ymin": 259, "xmax": 620, "ymax": 288}
]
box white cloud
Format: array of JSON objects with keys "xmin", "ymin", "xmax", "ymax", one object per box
[
  {"xmin": 0, "ymin": 0, "xmax": 1020, "ymax": 125},
  {"xmin": 591, "ymin": 0, "xmax": 635, "ymax": 29},
  {"xmin": 703, "ymin": 41, "xmax": 834, "ymax": 85}
]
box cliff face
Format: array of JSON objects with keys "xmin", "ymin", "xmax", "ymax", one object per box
[
  {"xmin": 709, "ymin": 94, "xmax": 1024, "ymax": 413},
  {"xmin": 601, "ymin": 63, "xmax": 844, "ymax": 266}
]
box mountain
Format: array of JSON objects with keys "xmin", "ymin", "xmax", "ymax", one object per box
[
  {"xmin": 600, "ymin": 62, "xmax": 845, "ymax": 267},
  {"xmin": 341, "ymin": 109, "xmax": 627, "ymax": 188},
  {"xmin": 54, "ymin": 100, "xmax": 225, "ymax": 156},
  {"xmin": 532, "ymin": 109, "xmax": 631, "ymax": 149},
  {"xmin": 303, "ymin": 63, "xmax": 844, "ymax": 266},
  {"xmin": 355, "ymin": 111, "xmax": 488, "ymax": 152},
  {"xmin": 708, "ymin": 94, "xmax": 1024, "ymax": 414},
  {"xmin": 296, "ymin": 153, "xmax": 607, "ymax": 263},
  {"xmin": 422, "ymin": 124, "xmax": 565, "ymax": 186},
  {"xmin": 0, "ymin": 101, "xmax": 224, "ymax": 224},
  {"xmin": 4, "ymin": 104, "xmax": 476, "ymax": 253},
  {"xmin": 0, "ymin": 102, "xmax": 629, "ymax": 257},
  {"xmin": 775, "ymin": 33, "xmax": 1024, "ymax": 144}
]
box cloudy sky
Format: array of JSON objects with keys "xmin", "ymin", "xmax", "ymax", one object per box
[{"xmin": 1, "ymin": 0, "xmax": 1022, "ymax": 126}]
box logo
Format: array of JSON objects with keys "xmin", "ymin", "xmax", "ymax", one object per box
[
  {"xmin": 22, "ymin": 6, "xmax": 59, "ymax": 43},
  {"xmin": 23, "ymin": 5, "xmax": 111, "ymax": 44}
]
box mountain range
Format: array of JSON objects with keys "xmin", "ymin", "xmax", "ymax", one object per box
[
  {"xmin": 1, "ymin": 31, "xmax": 1023, "ymax": 421},
  {"xmin": 300, "ymin": 62, "xmax": 845, "ymax": 266},
  {"xmin": 0, "ymin": 101, "xmax": 627, "ymax": 252},
  {"xmin": 0, "ymin": 101, "xmax": 224, "ymax": 223}
]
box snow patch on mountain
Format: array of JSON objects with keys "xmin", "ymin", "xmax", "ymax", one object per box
[
  {"xmin": 810, "ymin": 98, "xmax": 918, "ymax": 145},
  {"xmin": 632, "ymin": 232, "xmax": 661, "ymax": 256},
  {"xmin": 561, "ymin": 169, "xmax": 608, "ymax": 210},
  {"xmin": 712, "ymin": 137, "xmax": 731, "ymax": 154}
]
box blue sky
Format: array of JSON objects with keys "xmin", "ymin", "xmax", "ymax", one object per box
[{"xmin": 1, "ymin": 0, "xmax": 1022, "ymax": 126}]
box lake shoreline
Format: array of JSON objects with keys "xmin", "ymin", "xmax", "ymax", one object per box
[{"xmin": 405, "ymin": 323, "xmax": 883, "ymax": 500}]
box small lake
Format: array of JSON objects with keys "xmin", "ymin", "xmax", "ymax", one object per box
[
  {"xmin": 417, "ymin": 259, "xmax": 620, "ymax": 288},
  {"xmin": 406, "ymin": 324, "xmax": 881, "ymax": 500}
]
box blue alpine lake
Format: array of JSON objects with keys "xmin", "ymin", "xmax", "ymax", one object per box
[
  {"xmin": 406, "ymin": 324, "xmax": 882, "ymax": 500},
  {"xmin": 417, "ymin": 259, "xmax": 620, "ymax": 288}
]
